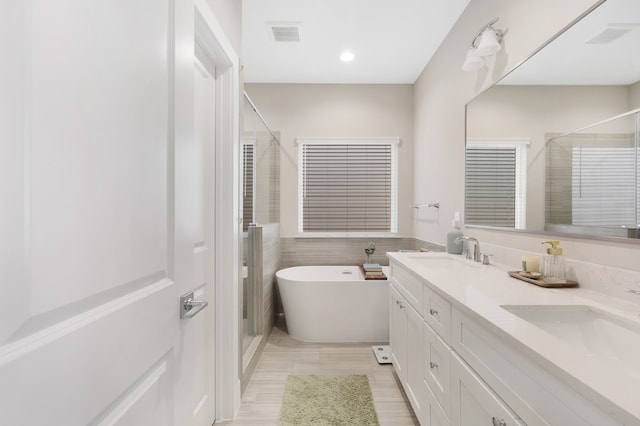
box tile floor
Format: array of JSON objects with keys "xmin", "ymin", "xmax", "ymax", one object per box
[{"xmin": 217, "ymin": 317, "xmax": 419, "ymax": 425}]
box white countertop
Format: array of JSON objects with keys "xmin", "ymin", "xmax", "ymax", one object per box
[{"xmin": 387, "ymin": 251, "xmax": 640, "ymax": 424}]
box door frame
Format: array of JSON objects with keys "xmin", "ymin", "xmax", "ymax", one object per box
[{"xmin": 194, "ymin": 0, "xmax": 241, "ymax": 420}]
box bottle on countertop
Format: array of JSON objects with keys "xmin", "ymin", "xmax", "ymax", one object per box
[
  {"xmin": 446, "ymin": 212, "xmax": 464, "ymax": 254},
  {"xmin": 541, "ymin": 240, "xmax": 565, "ymax": 282}
]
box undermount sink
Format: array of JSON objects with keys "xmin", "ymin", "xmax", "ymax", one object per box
[
  {"xmin": 406, "ymin": 254, "xmax": 480, "ymax": 269},
  {"xmin": 502, "ymin": 304, "xmax": 640, "ymax": 376}
]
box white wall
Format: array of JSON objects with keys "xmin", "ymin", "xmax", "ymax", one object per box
[
  {"xmin": 244, "ymin": 83, "xmax": 415, "ymax": 238},
  {"xmin": 206, "ymin": 0, "xmax": 242, "ymax": 55},
  {"xmin": 413, "ymin": 0, "xmax": 640, "ymax": 273},
  {"xmin": 631, "ymin": 81, "xmax": 640, "ymax": 109}
]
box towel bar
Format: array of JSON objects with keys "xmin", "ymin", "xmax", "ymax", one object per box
[{"xmin": 410, "ymin": 203, "xmax": 440, "ymax": 209}]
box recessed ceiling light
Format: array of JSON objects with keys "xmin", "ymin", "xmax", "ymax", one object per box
[{"xmin": 340, "ymin": 51, "xmax": 355, "ymax": 62}]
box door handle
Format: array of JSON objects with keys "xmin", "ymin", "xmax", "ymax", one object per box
[{"xmin": 180, "ymin": 291, "xmax": 208, "ymax": 319}]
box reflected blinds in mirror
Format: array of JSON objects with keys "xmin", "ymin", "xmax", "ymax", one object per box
[
  {"xmin": 464, "ymin": 139, "xmax": 528, "ymax": 229},
  {"xmin": 546, "ymin": 133, "xmax": 638, "ymax": 229},
  {"xmin": 297, "ymin": 140, "xmax": 398, "ymax": 233},
  {"xmin": 572, "ymin": 146, "xmax": 636, "ymax": 226},
  {"xmin": 465, "ymin": 146, "xmax": 517, "ymax": 227}
]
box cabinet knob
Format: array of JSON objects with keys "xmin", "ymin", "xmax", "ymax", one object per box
[
  {"xmin": 399, "ymin": 302, "xmax": 406, "ymax": 309},
  {"xmin": 492, "ymin": 417, "xmax": 507, "ymax": 426},
  {"xmin": 429, "ymin": 308, "xmax": 438, "ymax": 316},
  {"xmin": 429, "ymin": 361, "xmax": 438, "ymax": 369}
]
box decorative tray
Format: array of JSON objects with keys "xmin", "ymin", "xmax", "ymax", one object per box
[
  {"xmin": 507, "ymin": 271, "xmax": 578, "ymax": 288},
  {"xmin": 358, "ymin": 264, "xmax": 387, "ymax": 280}
]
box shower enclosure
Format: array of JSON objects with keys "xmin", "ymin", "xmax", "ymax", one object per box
[
  {"xmin": 545, "ymin": 108, "xmax": 640, "ymax": 238},
  {"xmin": 241, "ymin": 92, "xmax": 280, "ymax": 384}
]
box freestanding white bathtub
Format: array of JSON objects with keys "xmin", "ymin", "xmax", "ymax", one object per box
[{"xmin": 275, "ymin": 265, "xmax": 389, "ymax": 343}]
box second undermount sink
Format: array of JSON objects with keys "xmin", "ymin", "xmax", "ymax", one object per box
[
  {"xmin": 406, "ymin": 253, "xmax": 481, "ymax": 269},
  {"xmin": 502, "ymin": 304, "xmax": 640, "ymax": 376}
]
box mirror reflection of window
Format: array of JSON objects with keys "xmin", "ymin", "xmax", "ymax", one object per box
[
  {"xmin": 545, "ymin": 121, "xmax": 640, "ymax": 238},
  {"xmin": 572, "ymin": 145, "xmax": 636, "ymax": 226},
  {"xmin": 465, "ymin": 139, "xmax": 528, "ymax": 229}
]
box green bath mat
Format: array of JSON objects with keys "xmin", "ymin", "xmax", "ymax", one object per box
[{"xmin": 279, "ymin": 374, "xmax": 380, "ymax": 426}]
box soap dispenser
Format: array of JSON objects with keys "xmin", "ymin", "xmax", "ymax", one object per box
[
  {"xmin": 446, "ymin": 212, "xmax": 464, "ymax": 254},
  {"xmin": 541, "ymin": 240, "xmax": 565, "ymax": 281}
]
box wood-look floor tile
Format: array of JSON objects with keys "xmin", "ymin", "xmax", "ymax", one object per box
[{"xmin": 216, "ymin": 318, "xmax": 419, "ymax": 425}]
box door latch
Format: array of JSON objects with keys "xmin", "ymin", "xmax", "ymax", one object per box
[{"xmin": 180, "ymin": 291, "xmax": 208, "ymax": 319}]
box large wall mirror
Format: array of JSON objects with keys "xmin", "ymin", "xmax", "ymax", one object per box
[{"xmin": 465, "ymin": 0, "xmax": 640, "ymax": 241}]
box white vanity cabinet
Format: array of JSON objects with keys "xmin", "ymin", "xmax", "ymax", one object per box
[
  {"xmin": 389, "ymin": 264, "xmax": 428, "ymax": 422},
  {"xmin": 390, "ymin": 263, "xmax": 449, "ymax": 425},
  {"xmin": 388, "ymin": 254, "xmax": 627, "ymax": 426},
  {"xmin": 391, "ymin": 260, "xmax": 525, "ymax": 426}
]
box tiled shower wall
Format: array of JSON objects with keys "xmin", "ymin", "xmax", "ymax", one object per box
[
  {"xmin": 280, "ymin": 237, "xmax": 444, "ymax": 268},
  {"xmin": 262, "ymin": 223, "xmax": 280, "ymax": 332}
]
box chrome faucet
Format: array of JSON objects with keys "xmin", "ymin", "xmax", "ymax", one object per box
[{"xmin": 455, "ymin": 236, "xmax": 481, "ymax": 262}]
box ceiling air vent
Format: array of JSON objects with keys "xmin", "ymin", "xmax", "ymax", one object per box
[
  {"xmin": 267, "ymin": 22, "xmax": 301, "ymax": 42},
  {"xmin": 586, "ymin": 23, "xmax": 640, "ymax": 44}
]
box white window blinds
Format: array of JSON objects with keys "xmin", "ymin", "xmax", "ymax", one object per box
[
  {"xmin": 297, "ymin": 138, "xmax": 398, "ymax": 234},
  {"xmin": 242, "ymin": 141, "xmax": 254, "ymax": 231},
  {"xmin": 571, "ymin": 146, "xmax": 637, "ymax": 226},
  {"xmin": 465, "ymin": 140, "xmax": 527, "ymax": 229}
]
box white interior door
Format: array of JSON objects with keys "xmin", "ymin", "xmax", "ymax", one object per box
[{"xmin": 0, "ymin": 1, "xmax": 214, "ymax": 424}]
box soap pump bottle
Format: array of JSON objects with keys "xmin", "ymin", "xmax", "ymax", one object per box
[
  {"xmin": 541, "ymin": 240, "xmax": 565, "ymax": 281},
  {"xmin": 446, "ymin": 212, "xmax": 464, "ymax": 254}
]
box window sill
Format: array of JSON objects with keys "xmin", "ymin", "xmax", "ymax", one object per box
[{"xmin": 294, "ymin": 232, "xmax": 400, "ymax": 239}]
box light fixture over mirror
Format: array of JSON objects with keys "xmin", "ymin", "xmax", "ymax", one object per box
[{"xmin": 462, "ymin": 17, "xmax": 504, "ymax": 71}]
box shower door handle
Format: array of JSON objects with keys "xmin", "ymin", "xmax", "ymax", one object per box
[{"xmin": 180, "ymin": 291, "xmax": 208, "ymax": 319}]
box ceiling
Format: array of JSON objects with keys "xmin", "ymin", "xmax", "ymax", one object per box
[
  {"xmin": 500, "ymin": 0, "xmax": 640, "ymax": 86},
  {"xmin": 241, "ymin": 0, "xmax": 471, "ymax": 84}
]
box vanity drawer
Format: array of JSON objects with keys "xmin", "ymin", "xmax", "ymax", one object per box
[
  {"xmin": 424, "ymin": 321, "xmax": 451, "ymax": 418},
  {"xmin": 424, "ymin": 284, "xmax": 452, "ymax": 342},
  {"xmin": 389, "ymin": 262, "xmax": 424, "ymax": 313}
]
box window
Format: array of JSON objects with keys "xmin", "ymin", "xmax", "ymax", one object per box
[
  {"xmin": 297, "ymin": 137, "xmax": 399, "ymax": 235},
  {"xmin": 465, "ymin": 139, "xmax": 528, "ymax": 229}
]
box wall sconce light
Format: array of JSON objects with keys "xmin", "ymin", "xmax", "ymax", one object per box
[{"xmin": 462, "ymin": 17, "xmax": 504, "ymax": 71}]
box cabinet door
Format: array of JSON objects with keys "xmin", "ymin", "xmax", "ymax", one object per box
[
  {"xmin": 424, "ymin": 322, "xmax": 451, "ymax": 417},
  {"xmin": 451, "ymin": 354, "xmax": 524, "ymax": 426},
  {"xmin": 390, "ymin": 286, "xmax": 408, "ymax": 383},
  {"xmin": 405, "ymin": 300, "xmax": 425, "ymax": 420},
  {"xmin": 424, "ymin": 383, "xmax": 451, "ymax": 426}
]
